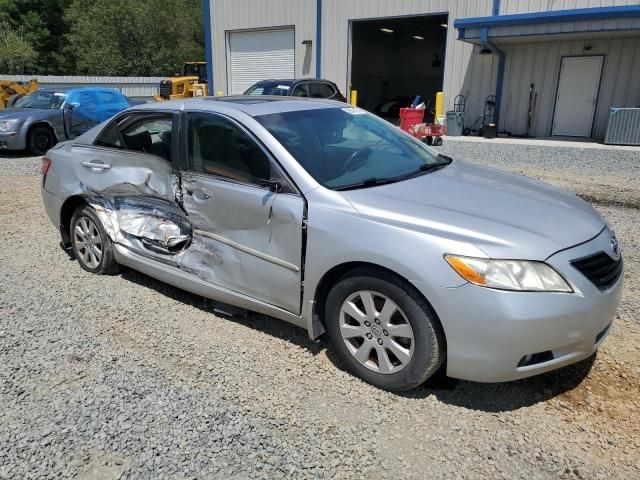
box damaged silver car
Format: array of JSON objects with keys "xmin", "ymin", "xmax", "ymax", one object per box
[{"xmin": 42, "ymin": 97, "xmax": 622, "ymax": 391}]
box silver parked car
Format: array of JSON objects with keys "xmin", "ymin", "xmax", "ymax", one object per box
[{"xmin": 41, "ymin": 97, "xmax": 623, "ymax": 391}]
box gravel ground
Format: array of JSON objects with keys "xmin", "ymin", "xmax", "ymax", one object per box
[
  {"xmin": 436, "ymin": 138, "xmax": 640, "ymax": 209},
  {"xmin": 1, "ymin": 147, "xmax": 639, "ymax": 480}
]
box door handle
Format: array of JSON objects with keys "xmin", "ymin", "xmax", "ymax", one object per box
[{"xmin": 81, "ymin": 160, "xmax": 111, "ymax": 171}]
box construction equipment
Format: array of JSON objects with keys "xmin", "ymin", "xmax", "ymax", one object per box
[
  {"xmin": 155, "ymin": 62, "xmax": 209, "ymax": 101},
  {"xmin": 0, "ymin": 79, "xmax": 39, "ymax": 108}
]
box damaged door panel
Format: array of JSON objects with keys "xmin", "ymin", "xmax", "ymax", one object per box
[
  {"xmin": 71, "ymin": 145, "xmax": 179, "ymax": 201},
  {"xmin": 86, "ymin": 195, "xmax": 192, "ymax": 266},
  {"xmin": 181, "ymin": 171, "xmax": 305, "ymax": 314}
]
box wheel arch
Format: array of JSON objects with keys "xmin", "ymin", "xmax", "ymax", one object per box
[
  {"xmin": 310, "ymin": 261, "xmax": 446, "ymax": 347},
  {"xmin": 59, "ymin": 195, "xmax": 88, "ymax": 246},
  {"xmin": 27, "ymin": 120, "xmax": 59, "ymax": 144}
]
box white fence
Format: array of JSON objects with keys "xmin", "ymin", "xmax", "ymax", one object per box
[{"xmin": 0, "ymin": 75, "xmax": 162, "ymax": 98}]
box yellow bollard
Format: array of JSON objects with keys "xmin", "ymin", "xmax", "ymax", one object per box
[
  {"xmin": 435, "ymin": 91, "xmax": 444, "ymax": 122},
  {"xmin": 350, "ymin": 89, "xmax": 358, "ymax": 107}
]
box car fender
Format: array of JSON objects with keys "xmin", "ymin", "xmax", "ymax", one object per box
[{"xmin": 300, "ymin": 188, "xmax": 484, "ymax": 338}]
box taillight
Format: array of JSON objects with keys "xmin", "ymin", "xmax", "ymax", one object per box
[{"xmin": 41, "ymin": 157, "xmax": 52, "ymax": 175}]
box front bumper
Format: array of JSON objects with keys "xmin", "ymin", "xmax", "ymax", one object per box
[
  {"xmin": 414, "ymin": 228, "xmax": 623, "ymax": 383},
  {"xmin": 0, "ymin": 132, "xmax": 25, "ymax": 150}
]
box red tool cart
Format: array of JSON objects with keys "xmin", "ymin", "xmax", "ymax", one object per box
[{"xmin": 398, "ymin": 107, "xmax": 446, "ymax": 146}]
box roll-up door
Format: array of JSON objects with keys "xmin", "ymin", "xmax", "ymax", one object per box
[{"xmin": 228, "ymin": 28, "xmax": 295, "ymax": 95}]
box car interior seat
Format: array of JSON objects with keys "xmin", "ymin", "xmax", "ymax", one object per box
[{"xmin": 122, "ymin": 130, "xmax": 152, "ymax": 154}]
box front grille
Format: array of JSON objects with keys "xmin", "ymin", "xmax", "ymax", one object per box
[
  {"xmin": 159, "ymin": 80, "xmax": 172, "ymax": 98},
  {"xmin": 571, "ymin": 252, "xmax": 623, "ymax": 291}
]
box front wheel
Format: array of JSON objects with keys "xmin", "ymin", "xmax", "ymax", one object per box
[
  {"xmin": 27, "ymin": 125, "xmax": 55, "ymax": 156},
  {"xmin": 325, "ymin": 269, "xmax": 445, "ymax": 391}
]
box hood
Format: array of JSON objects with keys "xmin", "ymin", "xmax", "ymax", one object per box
[
  {"xmin": 0, "ymin": 108, "xmax": 59, "ymax": 121},
  {"xmin": 340, "ymin": 160, "xmax": 605, "ymax": 260}
]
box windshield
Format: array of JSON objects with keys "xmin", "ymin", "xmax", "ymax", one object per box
[
  {"xmin": 256, "ymin": 107, "xmax": 450, "ymax": 190},
  {"xmin": 244, "ymin": 81, "xmax": 293, "ymax": 96},
  {"xmin": 13, "ymin": 91, "xmax": 67, "ymax": 109}
]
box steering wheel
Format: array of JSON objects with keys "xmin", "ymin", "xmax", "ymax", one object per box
[{"xmin": 343, "ymin": 146, "xmax": 372, "ymax": 174}]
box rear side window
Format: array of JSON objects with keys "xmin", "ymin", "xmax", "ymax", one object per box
[
  {"xmin": 308, "ymin": 82, "xmax": 335, "ymax": 98},
  {"xmin": 94, "ymin": 114, "xmax": 174, "ymax": 162},
  {"xmin": 187, "ymin": 112, "xmax": 280, "ymax": 186}
]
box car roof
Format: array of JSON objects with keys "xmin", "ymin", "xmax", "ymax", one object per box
[
  {"xmin": 130, "ymin": 96, "xmax": 347, "ymax": 117},
  {"xmin": 37, "ymin": 87, "xmax": 122, "ymax": 94},
  {"xmin": 254, "ymin": 78, "xmax": 335, "ymax": 84}
]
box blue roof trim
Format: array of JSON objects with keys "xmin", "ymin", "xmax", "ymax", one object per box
[
  {"xmin": 316, "ymin": 0, "xmax": 322, "ymax": 78},
  {"xmin": 454, "ymin": 5, "xmax": 640, "ymax": 30},
  {"xmin": 203, "ymin": 0, "xmax": 214, "ymax": 94}
]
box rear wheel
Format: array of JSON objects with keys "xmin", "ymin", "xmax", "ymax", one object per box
[
  {"xmin": 70, "ymin": 205, "xmax": 119, "ymax": 275},
  {"xmin": 325, "ymin": 269, "xmax": 445, "ymax": 391},
  {"xmin": 27, "ymin": 125, "xmax": 55, "ymax": 156}
]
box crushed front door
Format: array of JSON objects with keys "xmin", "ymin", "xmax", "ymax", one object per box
[{"xmin": 180, "ymin": 112, "xmax": 305, "ymax": 314}]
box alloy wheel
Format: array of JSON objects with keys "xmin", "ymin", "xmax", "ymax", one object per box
[
  {"xmin": 73, "ymin": 216, "xmax": 103, "ymax": 269},
  {"xmin": 339, "ymin": 290, "xmax": 415, "ymax": 374}
]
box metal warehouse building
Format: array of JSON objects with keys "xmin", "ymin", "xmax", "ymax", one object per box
[{"xmin": 204, "ymin": 1, "xmax": 640, "ymax": 140}]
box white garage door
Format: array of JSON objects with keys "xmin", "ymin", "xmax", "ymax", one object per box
[{"xmin": 228, "ymin": 28, "xmax": 295, "ymax": 95}]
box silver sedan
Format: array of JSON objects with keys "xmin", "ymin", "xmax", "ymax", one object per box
[{"xmin": 40, "ymin": 97, "xmax": 623, "ymax": 391}]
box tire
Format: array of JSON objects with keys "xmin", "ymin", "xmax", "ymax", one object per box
[
  {"xmin": 27, "ymin": 125, "xmax": 55, "ymax": 156},
  {"xmin": 70, "ymin": 205, "xmax": 120, "ymax": 275},
  {"xmin": 433, "ymin": 137, "xmax": 443, "ymax": 146},
  {"xmin": 325, "ymin": 268, "xmax": 445, "ymax": 391}
]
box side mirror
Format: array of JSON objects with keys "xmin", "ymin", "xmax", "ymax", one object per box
[{"xmin": 260, "ymin": 179, "xmax": 284, "ymax": 193}]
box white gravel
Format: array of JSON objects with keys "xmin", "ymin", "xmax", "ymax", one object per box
[{"xmin": 1, "ymin": 147, "xmax": 639, "ymax": 479}]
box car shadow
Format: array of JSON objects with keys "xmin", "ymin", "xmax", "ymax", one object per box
[
  {"xmin": 119, "ymin": 268, "xmax": 595, "ymax": 413},
  {"xmin": 119, "ymin": 268, "xmax": 326, "ymax": 356},
  {"xmin": 0, "ymin": 150, "xmax": 31, "ymax": 158}
]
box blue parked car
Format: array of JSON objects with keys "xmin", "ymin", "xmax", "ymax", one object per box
[{"xmin": 0, "ymin": 87, "xmax": 135, "ymax": 155}]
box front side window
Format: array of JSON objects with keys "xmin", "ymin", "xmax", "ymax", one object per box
[
  {"xmin": 291, "ymin": 84, "xmax": 309, "ymax": 97},
  {"xmin": 186, "ymin": 113, "xmax": 278, "ymax": 186},
  {"xmin": 256, "ymin": 107, "xmax": 450, "ymax": 190},
  {"xmin": 94, "ymin": 114, "xmax": 174, "ymax": 161},
  {"xmin": 13, "ymin": 91, "xmax": 67, "ymax": 109},
  {"xmin": 308, "ymin": 82, "xmax": 335, "ymax": 99}
]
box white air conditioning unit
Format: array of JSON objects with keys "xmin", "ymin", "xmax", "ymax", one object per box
[{"xmin": 604, "ymin": 108, "xmax": 640, "ymax": 146}]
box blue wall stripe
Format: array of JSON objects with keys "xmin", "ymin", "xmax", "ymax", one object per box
[
  {"xmin": 316, "ymin": 0, "xmax": 322, "ymax": 78},
  {"xmin": 203, "ymin": 0, "xmax": 214, "ymax": 94},
  {"xmin": 455, "ymin": 5, "xmax": 640, "ymax": 30}
]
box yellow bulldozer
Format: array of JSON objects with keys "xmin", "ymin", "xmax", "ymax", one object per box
[
  {"xmin": 0, "ymin": 79, "xmax": 39, "ymax": 108},
  {"xmin": 155, "ymin": 62, "xmax": 209, "ymax": 101}
]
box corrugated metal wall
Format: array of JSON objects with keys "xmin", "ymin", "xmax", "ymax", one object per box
[
  {"xmin": 499, "ymin": 0, "xmax": 638, "ymax": 15},
  {"xmin": 209, "ymin": 0, "xmax": 495, "ymax": 114},
  {"xmin": 207, "ymin": 0, "xmax": 640, "ymax": 139},
  {"xmin": 499, "ymin": 36, "xmax": 640, "ymax": 138},
  {"xmin": 0, "ymin": 75, "xmax": 161, "ymax": 98},
  {"xmin": 321, "ymin": 0, "xmax": 493, "ymax": 114},
  {"xmin": 210, "ymin": 0, "xmax": 316, "ymax": 94}
]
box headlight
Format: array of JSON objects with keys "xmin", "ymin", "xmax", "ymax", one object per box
[
  {"xmin": 445, "ymin": 255, "xmax": 572, "ymax": 292},
  {"xmin": 0, "ymin": 121, "xmax": 13, "ymax": 132}
]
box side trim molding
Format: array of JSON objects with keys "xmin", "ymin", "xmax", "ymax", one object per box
[{"xmin": 193, "ymin": 229, "xmax": 301, "ymax": 273}]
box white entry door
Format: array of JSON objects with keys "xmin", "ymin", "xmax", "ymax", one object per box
[
  {"xmin": 227, "ymin": 28, "xmax": 295, "ymax": 95},
  {"xmin": 552, "ymin": 56, "xmax": 603, "ymax": 137}
]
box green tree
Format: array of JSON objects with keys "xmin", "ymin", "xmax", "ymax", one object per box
[
  {"xmin": 65, "ymin": 0, "xmax": 204, "ymax": 77},
  {"xmin": 0, "ymin": 20, "xmax": 37, "ymax": 73},
  {"xmin": 0, "ymin": 0, "xmax": 72, "ymax": 74}
]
